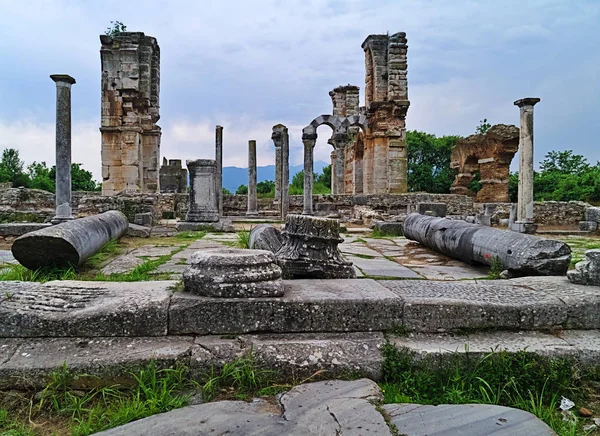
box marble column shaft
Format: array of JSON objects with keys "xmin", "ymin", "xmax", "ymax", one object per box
[
  {"xmin": 514, "ymin": 98, "xmax": 540, "ymax": 223},
  {"xmin": 215, "ymin": 125, "xmax": 223, "ymax": 217},
  {"xmin": 50, "ymin": 74, "xmax": 76, "ymax": 224},
  {"xmin": 274, "ymin": 142, "xmax": 282, "ymax": 204},
  {"xmin": 247, "ymin": 140, "xmax": 258, "ymax": 216},
  {"xmin": 302, "ymin": 135, "xmax": 316, "ymax": 215},
  {"xmin": 272, "ymin": 125, "xmax": 290, "ymax": 218}
]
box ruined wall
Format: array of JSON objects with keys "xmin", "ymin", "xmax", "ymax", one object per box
[
  {"xmin": 159, "ymin": 158, "xmax": 188, "ymax": 193},
  {"xmin": 329, "ymin": 85, "xmax": 360, "ymax": 117},
  {"xmin": 450, "ymin": 124, "xmax": 519, "ymax": 202},
  {"xmin": 361, "ymin": 32, "xmax": 410, "ymax": 194},
  {"xmin": 100, "ymin": 32, "xmax": 161, "ymax": 196},
  {"xmin": 474, "ymin": 201, "xmax": 589, "ymax": 227}
]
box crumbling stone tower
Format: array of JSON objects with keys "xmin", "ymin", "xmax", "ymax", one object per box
[
  {"xmin": 100, "ymin": 32, "xmax": 161, "ymax": 195},
  {"xmin": 361, "ymin": 32, "xmax": 410, "ymax": 193},
  {"xmin": 159, "ymin": 158, "xmax": 188, "ymax": 193}
]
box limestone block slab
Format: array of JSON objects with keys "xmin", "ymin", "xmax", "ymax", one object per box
[
  {"xmin": 0, "ymin": 280, "xmax": 175, "ymax": 337},
  {"xmin": 0, "ymin": 336, "xmax": 194, "ymax": 390},
  {"xmin": 169, "ymin": 279, "xmax": 403, "ymax": 335},
  {"xmin": 183, "ymin": 248, "xmax": 284, "ymax": 298},
  {"xmin": 382, "ymin": 280, "xmax": 565, "ymax": 332},
  {"xmin": 349, "ymin": 256, "xmax": 422, "ymax": 278},
  {"xmin": 127, "ymin": 223, "xmax": 151, "ymax": 237},
  {"xmin": 384, "ymin": 403, "xmax": 555, "ymax": 436}
]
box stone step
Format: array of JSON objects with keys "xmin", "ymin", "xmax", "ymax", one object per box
[
  {"xmin": 2, "ymin": 276, "xmax": 600, "ymax": 337},
  {"xmin": 2, "ymin": 330, "xmax": 600, "ymax": 390}
]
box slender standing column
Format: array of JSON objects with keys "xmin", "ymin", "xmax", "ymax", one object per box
[
  {"xmin": 513, "ymin": 97, "xmax": 540, "ymax": 234},
  {"xmin": 215, "ymin": 125, "xmax": 223, "ymax": 217},
  {"xmin": 50, "ymin": 74, "xmax": 76, "ymax": 224},
  {"xmin": 247, "ymin": 140, "xmax": 258, "ymax": 216},
  {"xmin": 331, "ymin": 133, "xmax": 349, "ymax": 195},
  {"xmin": 302, "ymin": 134, "xmax": 316, "ymax": 215},
  {"xmin": 274, "ymin": 139, "xmax": 282, "ymax": 205}
]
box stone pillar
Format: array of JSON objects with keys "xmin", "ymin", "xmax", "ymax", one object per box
[
  {"xmin": 331, "ymin": 133, "xmax": 349, "ymax": 195},
  {"xmin": 273, "ymin": 134, "xmax": 282, "ymax": 205},
  {"xmin": 50, "ymin": 75, "xmax": 76, "ymax": 224},
  {"xmin": 215, "ymin": 125, "xmax": 223, "ymax": 216},
  {"xmin": 302, "ymin": 134, "xmax": 316, "ymax": 215},
  {"xmin": 185, "ymin": 159, "xmax": 219, "ymax": 222},
  {"xmin": 247, "ymin": 140, "xmax": 258, "ymax": 216},
  {"xmin": 272, "ymin": 124, "xmax": 290, "ymax": 218},
  {"xmin": 513, "ymin": 97, "xmax": 540, "ymax": 234}
]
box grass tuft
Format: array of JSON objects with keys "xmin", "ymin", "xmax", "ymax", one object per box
[
  {"xmin": 486, "ymin": 256, "xmax": 505, "ymax": 280},
  {"xmin": 235, "ymin": 227, "xmax": 252, "ymax": 249}
]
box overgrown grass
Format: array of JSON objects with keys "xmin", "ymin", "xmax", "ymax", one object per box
[
  {"xmin": 380, "ymin": 343, "xmax": 594, "ymax": 436},
  {"xmin": 371, "ymin": 227, "xmax": 400, "ymax": 238},
  {"xmin": 486, "ymin": 256, "xmax": 505, "ymax": 280},
  {"xmin": 173, "ymin": 231, "xmax": 206, "ymax": 240},
  {"xmin": 200, "ymin": 351, "xmax": 277, "ymax": 401},
  {"xmin": 236, "ymin": 227, "xmax": 252, "ymax": 249},
  {"xmin": 559, "ymin": 237, "xmax": 600, "ymax": 268},
  {"xmin": 84, "ymin": 239, "xmax": 121, "ymax": 270},
  {"xmin": 0, "ymin": 264, "xmax": 77, "ymax": 282}
]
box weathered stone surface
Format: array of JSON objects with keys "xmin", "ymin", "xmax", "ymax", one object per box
[
  {"xmin": 451, "ymin": 124, "xmax": 520, "ymax": 202},
  {"xmin": 247, "ymin": 140, "xmax": 258, "ymax": 216},
  {"xmin": 276, "ymin": 214, "xmax": 356, "ymax": 279},
  {"xmin": 97, "ymin": 379, "xmax": 389, "ymax": 436},
  {"xmin": 159, "ymin": 158, "xmax": 187, "ymax": 193},
  {"xmin": 384, "ymin": 403, "xmax": 556, "ymax": 435},
  {"xmin": 134, "ymin": 212, "xmax": 153, "ymax": 227},
  {"xmin": 568, "ymin": 249, "xmax": 600, "ymax": 285},
  {"xmin": 0, "ymin": 336, "xmax": 193, "ymax": 390},
  {"xmin": 0, "ymin": 280, "xmax": 174, "ymax": 337},
  {"xmin": 175, "ymin": 219, "xmax": 235, "ymax": 232},
  {"xmin": 183, "ymin": 248, "xmax": 283, "ymax": 297},
  {"xmin": 382, "ymin": 280, "xmax": 564, "ymax": 332},
  {"xmin": 416, "ymin": 202, "xmax": 447, "ymax": 217},
  {"xmin": 127, "ymin": 223, "xmax": 151, "ymax": 237},
  {"xmin": 579, "ymin": 221, "xmax": 598, "ymax": 232},
  {"xmin": 586, "ymin": 206, "xmax": 600, "ymax": 223},
  {"xmin": 0, "ymin": 223, "xmax": 52, "ymax": 236},
  {"xmin": 349, "ymin": 256, "xmax": 422, "ymax": 278},
  {"xmin": 169, "ymin": 279, "xmax": 402, "ymax": 335},
  {"xmin": 249, "ymin": 224, "xmax": 284, "ymax": 253},
  {"xmin": 100, "ymin": 32, "xmax": 161, "ymax": 195},
  {"xmin": 402, "ymin": 213, "xmax": 571, "ymax": 275},
  {"xmin": 185, "ymin": 159, "xmax": 219, "ymax": 222},
  {"xmin": 12, "ymin": 210, "xmax": 129, "ymax": 269},
  {"xmin": 373, "ymin": 221, "xmax": 403, "ymax": 236}
]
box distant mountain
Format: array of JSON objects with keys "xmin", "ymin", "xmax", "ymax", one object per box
[{"xmin": 222, "ymin": 161, "xmax": 328, "ymax": 193}]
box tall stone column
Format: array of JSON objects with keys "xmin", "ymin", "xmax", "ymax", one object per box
[
  {"xmin": 185, "ymin": 159, "xmax": 219, "ymax": 222},
  {"xmin": 247, "ymin": 140, "xmax": 258, "ymax": 216},
  {"xmin": 302, "ymin": 134, "xmax": 317, "ymax": 215},
  {"xmin": 50, "ymin": 74, "xmax": 76, "ymax": 224},
  {"xmin": 272, "ymin": 124, "xmax": 290, "ymax": 218},
  {"xmin": 215, "ymin": 125, "xmax": 223, "ymax": 216},
  {"xmin": 513, "ymin": 97, "xmax": 540, "ymax": 234},
  {"xmin": 274, "ymin": 138, "xmax": 282, "ymax": 205},
  {"xmin": 331, "ymin": 133, "xmax": 349, "ymax": 195}
]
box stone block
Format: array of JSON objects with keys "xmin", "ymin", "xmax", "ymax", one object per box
[
  {"xmin": 183, "ymin": 248, "xmax": 284, "ymax": 298},
  {"xmin": 416, "ymin": 202, "xmax": 447, "ymax": 217},
  {"xmin": 0, "ymin": 280, "xmax": 175, "ymax": 337},
  {"xmin": 168, "ymin": 279, "xmax": 403, "ymax": 335},
  {"xmin": 586, "ymin": 207, "xmax": 600, "ymax": 223},
  {"xmin": 373, "ymin": 221, "xmax": 403, "ymax": 236},
  {"xmin": 127, "ymin": 223, "xmax": 151, "ymax": 237},
  {"xmin": 249, "ymin": 224, "xmax": 284, "ymax": 253},
  {"xmin": 568, "ymin": 249, "xmax": 600, "ymax": 286},
  {"xmin": 476, "ymin": 214, "xmax": 492, "ymax": 227},
  {"xmin": 0, "ymin": 223, "xmax": 52, "ymax": 237},
  {"xmin": 579, "ymin": 221, "xmax": 598, "ymax": 232},
  {"xmin": 134, "ymin": 212, "xmax": 153, "ymax": 227}
]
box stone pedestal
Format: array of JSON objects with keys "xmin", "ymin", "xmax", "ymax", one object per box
[
  {"xmin": 276, "ymin": 214, "xmax": 356, "ymax": 279},
  {"xmin": 185, "ymin": 159, "xmax": 219, "ymax": 222},
  {"xmin": 50, "ymin": 74, "xmax": 76, "ymax": 224},
  {"xmin": 183, "ymin": 248, "xmax": 283, "ymax": 297},
  {"xmin": 512, "ymin": 98, "xmax": 540, "ymax": 233}
]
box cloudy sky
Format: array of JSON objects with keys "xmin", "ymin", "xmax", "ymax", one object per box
[{"xmin": 0, "ymin": 0, "xmax": 598, "ymax": 181}]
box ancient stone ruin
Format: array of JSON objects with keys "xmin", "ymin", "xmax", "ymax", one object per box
[
  {"xmin": 100, "ymin": 32, "xmax": 161, "ymax": 195},
  {"xmin": 450, "ymin": 124, "xmax": 520, "ymax": 202},
  {"xmin": 159, "ymin": 158, "xmax": 188, "ymax": 193},
  {"xmin": 302, "ymin": 32, "xmax": 409, "ymax": 214}
]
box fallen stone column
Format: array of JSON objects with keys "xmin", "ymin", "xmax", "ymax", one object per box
[
  {"xmin": 402, "ymin": 213, "xmax": 571, "ymax": 276},
  {"xmin": 12, "ymin": 210, "xmax": 129, "ymax": 270}
]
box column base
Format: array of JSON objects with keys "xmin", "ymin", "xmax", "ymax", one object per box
[
  {"xmin": 51, "ymin": 216, "xmax": 74, "ymax": 225},
  {"xmin": 510, "ymin": 221, "xmax": 537, "ymax": 234}
]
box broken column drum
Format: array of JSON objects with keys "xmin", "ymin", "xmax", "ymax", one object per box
[
  {"xmin": 11, "ymin": 211, "xmax": 129, "ymax": 270},
  {"xmin": 183, "ymin": 248, "xmax": 284, "ymax": 298},
  {"xmin": 186, "ymin": 159, "xmax": 219, "ymax": 222},
  {"xmin": 402, "ymin": 213, "xmax": 571, "ymax": 276},
  {"xmin": 276, "ymin": 214, "xmax": 356, "ymax": 279}
]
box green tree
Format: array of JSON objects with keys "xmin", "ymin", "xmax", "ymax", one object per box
[
  {"xmin": 28, "ymin": 161, "xmax": 54, "ymax": 192},
  {"xmin": 222, "ymin": 187, "xmax": 232, "ymax": 195},
  {"xmin": 406, "ymin": 131, "xmax": 460, "ymax": 193},
  {"xmin": 105, "ymin": 21, "xmax": 127, "ymax": 37},
  {"xmin": 236, "ymin": 184, "xmax": 248, "ymax": 195},
  {"xmin": 0, "ymin": 148, "xmax": 29, "ymax": 187},
  {"xmin": 257, "ymin": 180, "xmax": 275, "ymax": 195},
  {"xmin": 476, "ymin": 119, "xmax": 491, "ymax": 135},
  {"xmin": 316, "ymin": 165, "xmax": 332, "ymax": 189}
]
